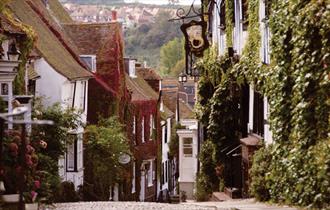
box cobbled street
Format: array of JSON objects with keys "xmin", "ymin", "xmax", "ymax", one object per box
[{"xmin": 51, "ymin": 199, "xmax": 298, "ymax": 210}]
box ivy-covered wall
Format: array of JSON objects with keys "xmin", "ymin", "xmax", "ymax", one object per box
[{"xmin": 198, "ymin": 0, "xmax": 330, "ymax": 208}]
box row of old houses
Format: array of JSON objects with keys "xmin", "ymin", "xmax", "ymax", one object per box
[
  {"xmin": 0, "ymin": 0, "xmax": 197, "ymax": 203},
  {"xmin": 206, "ymin": 0, "xmax": 271, "ymax": 198}
]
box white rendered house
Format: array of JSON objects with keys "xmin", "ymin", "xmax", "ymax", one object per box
[
  {"xmin": 33, "ymin": 57, "xmax": 91, "ymax": 188},
  {"xmin": 176, "ymin": 119, "xmax": 198, "ymax": 200}
]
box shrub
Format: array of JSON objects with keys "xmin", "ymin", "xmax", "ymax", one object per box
[
  {"xmin": 55, "ymin": 181, "xmax": 80, "ymax": 202},
  {"xmin": 250, "ymin": 144, "xmax": 272, "ymax": 201}
]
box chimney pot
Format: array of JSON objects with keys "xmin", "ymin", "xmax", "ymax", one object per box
[{"xmin": 111, "ymin": 11, "xmax": 117, "ymax": 21}]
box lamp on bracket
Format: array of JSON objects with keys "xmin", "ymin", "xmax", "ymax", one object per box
[{"xmin": 7, "ymin": 42, "xmax": 21, "ymax": 61}]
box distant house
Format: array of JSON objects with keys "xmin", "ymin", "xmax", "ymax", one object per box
[
  {"xmin": 137, "ymin": 9, "xmax": 155, "ymax": 24},
  {"xmin": 125, "ymin": 59, "xmax": 160, "ymax": 202},
  {"xmin": 9, "ymin": 0, "xmax": 93, "ymax": 189}
]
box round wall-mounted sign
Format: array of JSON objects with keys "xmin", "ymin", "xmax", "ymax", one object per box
[{"xmin": 118, "ymin": 153, "xmax": 131, "ymax": 164}]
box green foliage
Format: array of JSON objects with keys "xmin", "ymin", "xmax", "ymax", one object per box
[
  {"xmin": 194, "ymin": 141, "xmax": 218, "ymax": 200},
  {"xmin": 83, "ymin": 117, "xmax": 131, "ymax": 201},
  {"xmin": 55, "ymin": 181, "xmax": 80, "ymax": 202},
  {"xmin": 159, "ymin": 37, "xmax": 184, "ymax": 76},
  {"xmin": 125, "ymin": 11, "xmax": 182, "ymax": 68},
  {"xmin": 31, "ymin": 101, "xmax": 82, "ymax": 203},
  {"xmin": 198, "ymin": 0, "xmax": 330, "ymax": 208},
  {"xmin": 249, "ymin": 144, "xmax": 271, "ymax": 201},
  {"xmin": 168, "ymin": 123, "xmax": 184, "ymax": 158}
]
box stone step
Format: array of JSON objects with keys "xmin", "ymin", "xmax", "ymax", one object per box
[{"xmin": 210, "ymin": 192, "xmax": 232, "ymax": 202}]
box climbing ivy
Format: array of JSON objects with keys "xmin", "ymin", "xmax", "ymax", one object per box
[
  {"xmin": 2, "ymin": 8, "xmax": 36, "ymax": 94},
  {"xmin": 197, "ymin": 0, "xmax": 330, "ymax": 208}
]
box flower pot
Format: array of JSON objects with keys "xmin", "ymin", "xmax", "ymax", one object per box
[
  {"xmin": 0, "ymin": 194, "xmax": 20, "ymax": 203},
  {"xmin": 25, "ymin": 203, "xmax": 38, "ymax": 210}
]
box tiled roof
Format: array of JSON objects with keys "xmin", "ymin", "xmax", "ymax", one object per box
[
  {"xmin": 136, "ymin": 67, "xmax": 161, "ymax": 81},
  {"xmin": 25, "ymin": 0, "xmax": 83, "ymax": 62},
  {"xmin": 62, "ymin": 22, "xmax": 125, "ymax": 93},
  {"xmin": 48, "ymin": 0, "xmax": 73, "ymax": 23},
  {"xmin": 9, "ymin": 0, "xmax": 92, "ymax": 80},
  {"xmin": 161, "ymin": 104, "xmax": 174, "ymax": 120},
  {"xmin": 0, "ymin": 14, "xmax": 25, "ymax": 35},
  {"xmin": 126, "ymin": 73, "xmax": 158, "ymax": 102},
  {"xmin": 162, "ymin": 90, "xmax": 194, "ymax": 119}
]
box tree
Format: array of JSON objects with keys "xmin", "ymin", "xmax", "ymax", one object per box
[
  {"xmin": 159, "ymin": 37, "xmax": 184, "ymax": 76},
  {"xmin": 83, "ymin": 117, "xmax": 131, "ymax": 201}
]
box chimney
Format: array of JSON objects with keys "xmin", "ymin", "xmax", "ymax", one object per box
[{"xmin": 111, "ymin": 11, "xmax": 117, "ymax": 21}]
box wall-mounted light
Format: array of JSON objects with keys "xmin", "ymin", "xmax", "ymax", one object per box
[
  {"xmin": 178, "ymin": 71, "xmax": 188, "ymax": 84},
  {"xmin": 7, "ymin": 43, "xmax": 21, "ymax": 61}
]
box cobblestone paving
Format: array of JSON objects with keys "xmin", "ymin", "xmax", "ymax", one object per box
[
  {"xmin": 52, "ymin": 200, "xmax": 298, "ymax": 210},
  {"xmin": 54, "ymin": 202, "xmax": 218, "ymax": 210}
]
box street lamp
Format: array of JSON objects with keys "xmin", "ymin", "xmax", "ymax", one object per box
[
  {"xmin": 178, "ymin": 72, "xmax": 187, "ymax": 84},
  {"xmin": 192, "ymin": 66, "xmax": 200, "ymax": 82},
  {"xmin": 7, "ymin": 43, "xmax": 21, "ymax": 61}
]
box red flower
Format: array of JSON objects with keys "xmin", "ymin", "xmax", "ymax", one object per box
[
  {"xmin": 9, "ymin": 142, "xmax": 18, "ymax": 152},
  {"xmin": 25, "ymin": 154, "xmax": 33, "ymax": 167},
  {"xmin": 34, "ymin": 180, "xmax": 41, "ymax": 189}
]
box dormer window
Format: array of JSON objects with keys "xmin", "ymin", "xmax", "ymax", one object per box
[{"xmin": 80, "ymin": 55, "xmax": 96, "ymax": 72}]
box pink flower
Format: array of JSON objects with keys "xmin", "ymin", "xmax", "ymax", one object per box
[
  {"xmin": 26, "ymin": 145, "xmax": 35, "ymax": 154},
  {"xmin": 34, "ymin": 180, "xmax": 41, "ymax": 189},
  {"xmin": 31, "ymin": 191, "xmax": 38, "ymax": 202},
  {"xmin": 39, "ymin": 140, "xmax": 47, "ymax": 149}
]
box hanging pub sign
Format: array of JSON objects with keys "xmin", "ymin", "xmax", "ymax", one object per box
[{"xmin": 180, "ymin": 19, "xmax": 209, "ymax": 57}]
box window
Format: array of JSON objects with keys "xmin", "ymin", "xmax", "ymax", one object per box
[
  {"xmin": 164, "ymin": 124, "xmax": 168, "ymax": 143},
  {"xmin": 132, "ymin": 162, "xmax": 136, "ymax": 193},
  {"xmin": 1, "ymin": 83, "xmax": 8, "ymax": 95},
  {"xmin": 133, "ymin": 116, "xmax": 136, "ymax": 134},
  {"xmin": 147, "ymin": 161, "xmax": 153, "ymax": 186},
  {"xmin": 165, "ymin": 161, "xmax": 168, "ymax": 183},
  {"xmin": 80, "ymin": 81, "xmax": 87, "ymax": 111},
  {"xmin": 80, "ymin": 55, "xmax": 96, "ymax": 72},
  {"xmin": 253, "ymin": 91, "xmax": 264, "ymax": 136},
  {"xmin": 149, "ymin": 114, "xmax": 153, "ymax": 140},
  {"xmin": 161, "ymin": 162, "xmax": 164, "ymax": 185},
  {"xmin": 241, "ymin": 0, "xmax": 249, "ymax": 30},
  {"xmin": 66, "ymin": 137, "xmax": 77, "ymax": 172},
  {"xmin": 220, "ymin": 0, "xmax": 226, "ymax": 29},
  {"xmin": 141, "ymin": 117, "xmax": 145, "ymax": 143},
  {"xmin": 183, "ymin": 138, "xmax": 193, "ymax": 157}
]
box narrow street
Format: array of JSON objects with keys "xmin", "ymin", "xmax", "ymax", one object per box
[{"xmin": 52, "ymin": 200, "xmax": 298, "ymax": 210}]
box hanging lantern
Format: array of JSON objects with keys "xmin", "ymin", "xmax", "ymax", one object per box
[
  {"xmin": 178, "ymin": 71, "xmax": 188, "ymax": 84},
  {"xmin": 7, "ymin": 43, "xmax": 21, "ymax": 61}
]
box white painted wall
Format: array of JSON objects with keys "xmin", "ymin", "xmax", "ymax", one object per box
[
  {"xmin": 34, "ymin": 58, "xmax": 89, "ymax": 189},
  {"xmin": 177, "ymin": 127, "xmax": 198, "ymax": 183},
  {"xmin": 34, "ymin": 58, "xmax": 66, "ymax": 106}
]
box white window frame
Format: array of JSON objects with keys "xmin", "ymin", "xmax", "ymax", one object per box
[
  {"xmin": 0, "ymin": 82, "xmax": 9, "ymax": 96},
  {"xmin": 133, "ymin": 116, "xmax": 136, "ymax": 134},
  {"xmin": 183, "ymin": 137, "xmax": 193, "ymax": 157},
  {"xmin": 80, "ymin": 55, "xmax": 97, "ymax": 72},
  {"xmin": 66, "ymin": 140, "xmax": 76, "ymax": 172},
  {"xmin": 147, "ymin": 161, "xmax": 153, "ymax": 187}
]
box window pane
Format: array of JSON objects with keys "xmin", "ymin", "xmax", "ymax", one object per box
[{"xmin": 183, "ymin": 138, "xmax": 192, "ymax": 144}]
